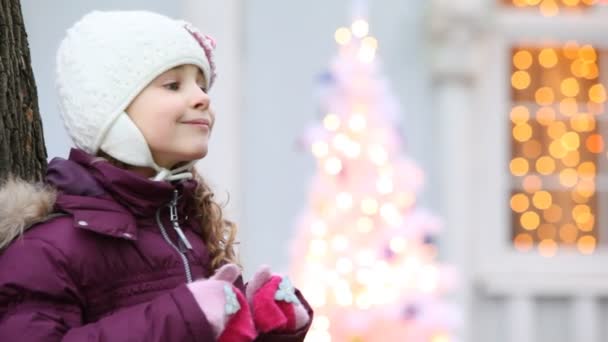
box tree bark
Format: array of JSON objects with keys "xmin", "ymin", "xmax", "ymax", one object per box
[{"xmin": 0, "ymin": 0, "xmax": 46, "ymax": 182}]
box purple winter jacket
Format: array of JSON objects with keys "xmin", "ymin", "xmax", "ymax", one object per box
[{"xmin": 0, "ymin": 148, "xmax": 312, "ymax": 341}]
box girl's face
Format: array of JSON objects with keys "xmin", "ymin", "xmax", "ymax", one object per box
[{"xmin": 126, "ymin": 64, "xmax": 214, "ymax": 169}]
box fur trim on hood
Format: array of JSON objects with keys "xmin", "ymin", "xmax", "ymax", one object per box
[{"xmin": 0, "ymin": 177, "xmax": 57, "ymax": 250}]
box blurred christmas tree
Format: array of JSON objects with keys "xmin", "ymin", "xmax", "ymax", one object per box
[{"xmin": 289, "ymin": 3, "xmax": 459, "ymax": 341}]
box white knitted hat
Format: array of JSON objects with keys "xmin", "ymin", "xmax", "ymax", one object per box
[{"xmin": 56, "ymin": 10, "xmax": 216, "ymax": 180}]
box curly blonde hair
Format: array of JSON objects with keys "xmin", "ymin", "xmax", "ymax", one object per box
[
  {"xmin": 94, "ymin": 151, "xmax": 239, "ymax": 271},
  {"xmin": 190, "ymin": 167, "xmax": 239, "ymax": 270}
]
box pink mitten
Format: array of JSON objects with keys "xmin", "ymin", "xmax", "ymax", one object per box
[
  {"xmin": 187, "ymin": 264, "xmax": 257, "ymax": 341},
  {"xmin": 245, "ymin": 265, "xmax": 310, "ymax": 333}
]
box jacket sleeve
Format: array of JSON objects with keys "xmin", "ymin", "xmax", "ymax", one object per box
[{"xmin": 0, "ymin": 238, "xmax": 215, "ymax": 342}]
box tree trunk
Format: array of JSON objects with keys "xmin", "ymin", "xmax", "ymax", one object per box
[{"xmin": 0, "ymin": 0, "xmax": 46, "ymax": 182}]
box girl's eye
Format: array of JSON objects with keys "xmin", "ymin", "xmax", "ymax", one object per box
[
  {"xmin": 199, "ymin": 85, "xmax": 208, "ymax": 93},
  {"xmin": 164, "ymin": 82, "xmax": 179, "ymax": 91}
]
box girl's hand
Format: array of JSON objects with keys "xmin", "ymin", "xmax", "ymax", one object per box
[
  {"xmin": 245, "ymin": 265, "xmax": 310, "ymax": 333},
  {"xmin": 187, "ymin": 263, "xmax": 257, "ymax": 342}
]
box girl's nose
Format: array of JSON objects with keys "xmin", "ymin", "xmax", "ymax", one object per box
[{"xmin": 191, "ymin": 85, "xmax": 210, "ymax": 110}]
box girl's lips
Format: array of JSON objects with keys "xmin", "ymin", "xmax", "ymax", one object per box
[{"xmin": 182, "ymin": 119, "xmax": 210, "ymax": 127}]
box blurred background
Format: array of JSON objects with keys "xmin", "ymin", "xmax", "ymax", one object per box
[{"xmin": 20, "ymin": 0, "xmax": 608, "ymax": 341}]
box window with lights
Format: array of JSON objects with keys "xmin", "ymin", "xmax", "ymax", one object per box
[{"xmin": 499, "ymin": 1, "xmax": 608, "ymax": 257}]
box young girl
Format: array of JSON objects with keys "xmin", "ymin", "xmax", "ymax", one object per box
[{"xmin": 0, "ymin": 10, "xmax": 312, "ymax": 341}]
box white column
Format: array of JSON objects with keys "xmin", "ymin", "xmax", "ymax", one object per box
[
  {"xmin": 180, "ymin": 1, "xmax": 244, "ymax": 224},
  {"xmin": 434, "ymin": 77, "xmax": 474, "ymax": 342},
  {"xmin": 430, "ymin": 2, "xmax": 485, "ymax": 341},
  {"xmin": 508, "ymin": 295, "xmax": 535, "ymax": 342},
  {"xmin": 573, "ymin": 296, "xmax": 599, "ymax": 342}
]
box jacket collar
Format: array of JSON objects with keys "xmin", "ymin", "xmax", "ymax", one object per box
[{"xmin": 46, "ymin": 148, "xmax": 199, "ymax": 240}]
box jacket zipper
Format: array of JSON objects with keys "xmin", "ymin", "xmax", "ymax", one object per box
[{"xmin": 155, "ymin": 189, "xmax": 194, "ymax": 283}]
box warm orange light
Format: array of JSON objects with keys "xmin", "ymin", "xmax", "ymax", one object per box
[
  {"xmin": 579, "ymin": 45, "xmax": 597, "ymax": 62},
  {"xmin": 561, "ymin": 150, "xmax": 580, "ymax": 168},
  {"xmin": 577, "ymin": 161, "xmax": 596, "ymax": 179},
  {"xmin": 512, "ymin": 71, "xmax": 531, "ymax": 90},
  {"xmin": 536, "ymin": 156, "xmax": 556, "ymax": 175},
  {"xmin": 514, "ymin": 233, "xmax": 534, "ymax": 252},
  {"xmin": 540, "ymin": 0, "xmax": 559, "ymax": 16},
  {"xmin": 549, "ymin": 140, "xmax": 568, "ymax": 159},
  {"xmin": 577, "ymin": 236, "xmax": 596, "ymax": 255},
  {"xmin": 513, "ymin": 50, "xmax": 533, "ymax": 70},
  {"xmin": 511, "ymin": 193, "xmax": 530, "ymax": 213},
  {"xmin": 572, "ymin": 204, "xmax": 591, "ymax": 217},
  {"xmin": 521, "ymin": 211, "xmax": 541, "ymax": 230},
  {"xmin": 575, "ymin": 179, "xmax": 596, "ymax": 198},
  {"xmin": 589, "ymin": 84, "xmax": 607, "ymax": 104},
  {"xmin": 585, "ymin": 63, "xmax": 599, "ymax": 79},
  {"xmin": 560, "ymin": 78, "xmax": 580, "ymax": 97},
  {"xmin": 570, "ymin": 113, "xmax": 596, "ymax": 132},
  {"xmin": 586, "ymin": 134, "xmax": 604, "ymax": 153},
  {"xmin": 560, "ymin": 132, "xmax": 580, "ymax": 151},
  {"xmin": 572, "ymin": 212, "xmax": 595, "ymax": 232},
  {"xmin": 539, "ymin": 48, "xmax": 558, "ymax": 67},
  {"xmin": 574, "ymin": 213, "xmax": 594, "ymax": 230},
  {"xmin": 533, "ymin": 191, "xmax": 552, "ymax": 210},
  {"xmin": 535, "ymin": 87, "xmax": 555, "ymax": 105},
  {"xmin": 571, "ymin": 59, "xmax": 588, "ymax": 78},
  {"xmin": 563, "ymin": 41, "xmax": 580, "ymax": 59},
  {"xmin": 513, "ymin": 124, "xmax": 533, "ymax": 142},
  {"xmin": 576, "ymin": 214, "xmax": 595, "ymax": 232},
  {"xmin": 510, "ymin": 157, "xmax": 529, "ymax": 176},
  {"xmin": 578, "ymin": 214, "xmax": 595, "ymax": 232},
  {"xmin": 510, "ymin": 106, "xmax": 530, "ymax": 124}
]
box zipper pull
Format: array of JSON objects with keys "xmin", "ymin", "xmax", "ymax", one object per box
[
  {"xmin": 173, "ymin": 224, "xmax": 193, "ymax": 250},
  {"xmin": 169, "ymin": 190, "xmax": 193, "ymax": 250}
]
